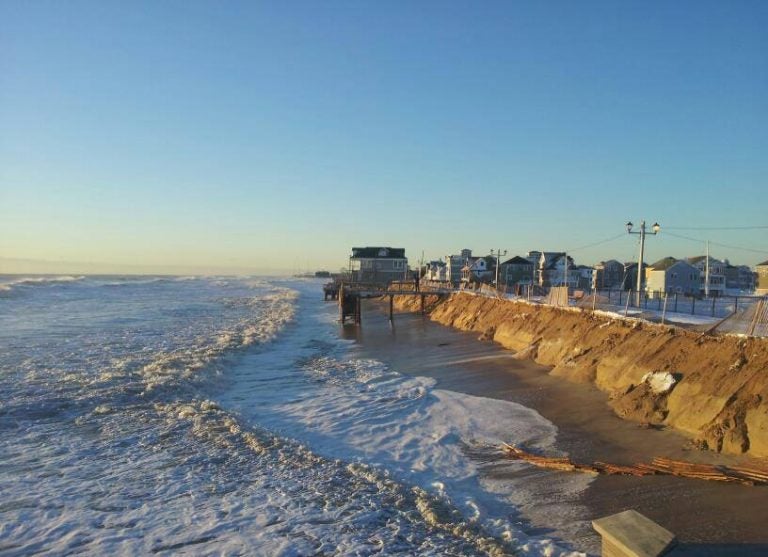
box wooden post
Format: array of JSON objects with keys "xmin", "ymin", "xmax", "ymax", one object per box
[
  {"xmin": 355, "ymin": 295, "xmax": 361, "ymax": 325},
  {"xmin": 674, "ymin": 293, "xmax": 678, "ymax": 313},
  {"xmin": 389, "ymin": 294, "xmax": 394, "ymax": 323},
  {"xmin": 661, "ymin": 293, "xmax": 668, "ymax": 325},
  {"xmin": 691, "ymin": 297, "xmax": 696, "ymax": 315},
  {"xmin": 711, "ymin": 296, "xmax": 716, "ymax": 317},
  {"xmin": 339, "ymin": 286, "xmax": 345, "ymax": 324}
]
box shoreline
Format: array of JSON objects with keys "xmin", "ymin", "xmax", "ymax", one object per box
[
  {"xmin": 400, "ymin": 292, "xmax": 768, "ymax": 458},
  {"xmin": 343, "ymin": 299, "xmax": 768, "ymax": 555}
]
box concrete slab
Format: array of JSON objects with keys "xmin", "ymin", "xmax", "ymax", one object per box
[{"xmin": 592, "ymin": 510, "xmax": 677, "ymax": 557}]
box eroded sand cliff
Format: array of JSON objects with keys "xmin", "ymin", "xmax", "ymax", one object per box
[{"xmin": 394, "ymin": 293, "xmax": 768, "ymax": 458}]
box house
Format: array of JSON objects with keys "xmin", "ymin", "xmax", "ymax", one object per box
[
  {"xmin": 349, "ymin": 247, "xmax": 407, "ymax": 285},
  {"xmin": 622, "ymin": 262, "xmax": 649, "ymax": 292},
  {"xmin": 686, "ymin": 256, "xmax": 726, "ymax": 297},
  {"xmin": 541, "ymin": 254, "xmax": 576, "ymax": 287},
  {"xmin": 445, "ymin": 249, "xmax": 473, "ymax": 285},
  {"xmin": 725, "ymin": 262, "xmax": 756, "ymax": 292},
  {"xmin": 645, "ymin": 257, "xmax": 700, "ymax": 297},
  {"xmin": 424, "ymin": 260, "xmax": 447, "ymax": 282},
  {"xmin": 499, "ymin": 256, "xmax": 534, "ymax": 287},
  {"xmin": 526, "ymin": 251, "xmax": 572, "ymax": 286},
  {"xmin": 461, "ymin": 256, "xmax": 496, "ymax": 283},
  {"xmin": 757, "ymin": 261, "xmax": 768, "ymax": 295},
  {"xmin": 592, "ymin": 260, "xmax": 624, "ymax": 290},
  {"xmin": 573, "ymin": 265, "xmax": 594, "ymax": 290}
]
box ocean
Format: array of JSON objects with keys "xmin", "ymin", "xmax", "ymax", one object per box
[{"xmin": 0, "ymin": 276, "xmax": 589, "ymax": 556}]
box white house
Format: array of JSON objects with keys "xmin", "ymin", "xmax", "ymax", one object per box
[{"xmin": 445, "ymin": 249, "xmax": 473, "ymax": 285}]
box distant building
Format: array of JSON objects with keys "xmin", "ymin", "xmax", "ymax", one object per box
[
  {"xmin": 349, "ymin": 247, "xmax": 407, "ymax": 284},
  {"xmin": 645, "ymin": 257, "xmax": 700, "ymax": 297},
  {"xmin": 445, "ymin": 249, "xmax": 473, "ymax": 285},
  {"xmin": 573, "ymin": 265, "xmax": 594, "ymax": 290},
  {"xmin": 686, "ymin": 256, "xmax": 726, "ymax": 297},
  {"xmin": 622, "ymin": 262, "xmax": 648, "ymax": 292},
  {"xmin": 499, "ymin": 256, "xmax": 534, "ymax": 287},
  {"xmin": 541, "ymin": 253, "xmax": 575, "ymax": 287},
  {"xmin": 592, "ymin": 260, "xmax": 624, "ymax": 290},
  {"xmin": 461, "ymin": 256, "xmax": 496, "ymax": 283},
  {"xmin": 526, "ymin": 251, "xmax": 571, "ymax": 286},
  {"xmin": 757, "ymin": 260, "xmax": 768, "ymax": 295},
  {"xmin": 424, "ymin": 260, "xmax": 447, "ymax": 281},
  {"xmin": 724, "ymin": 262, "xmax": 756, "ymax": 292}
]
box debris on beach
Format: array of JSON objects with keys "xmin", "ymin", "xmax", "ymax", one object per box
[{"xmin": 502, "ymin": 443, "xmax": 768, "ymax": 486}]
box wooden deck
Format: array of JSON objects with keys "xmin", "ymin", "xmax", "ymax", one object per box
[{"xmin": 334, "ymin": 282, "xmax": 454, "ymax": 324}]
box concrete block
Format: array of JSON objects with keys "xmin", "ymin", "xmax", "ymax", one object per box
[{"xmin": 592, "ymin": 510, "xmax": 676, "ymax": 557}]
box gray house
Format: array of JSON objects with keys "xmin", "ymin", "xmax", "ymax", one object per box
[
  {"xmin": 500, "ymin": 256, "xmax": 534, "ymax": 287},
  {"xmin": 592, "ymin": 260, "xmax": 624, "ymax": 289},
  {"xmin": 349, "ymin": 247, "xmax": 408, "ymax": 285},
  {"xmin": 645, "ymin": 257, "xmax": 700, "ymax": 297}
]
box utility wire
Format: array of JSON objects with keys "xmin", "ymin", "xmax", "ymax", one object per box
[
  {"xmin": 664, "ymin": 225, "xmax": 768, "ymax": 231},
  {"xmin": 664, "ymin": 231, "xmax": 768, "ymax": 255},
  {"xmin": 565, "ymin": 233, "xmax": 626, "ymax": 253}
]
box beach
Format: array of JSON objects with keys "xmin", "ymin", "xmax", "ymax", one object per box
[{"xmin": 346, "ymin": 299, "xmax": 768, "ymax": 555}]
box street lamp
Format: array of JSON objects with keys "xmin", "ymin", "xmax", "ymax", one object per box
[
  {"xmin": 490, "ymin": 248, "xmax": 507, "ymax": 289},
  {"xmin": 626, "ymin": 220, "xmax": 661, "ymax": 305}
]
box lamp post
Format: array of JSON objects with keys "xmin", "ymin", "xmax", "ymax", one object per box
[
  {"xmin": 626, "ymin": 221, "xmax": 660, "ymax": 306},
  {"xmin": 490, "ymin": 248, "xmax": 507, "ymax": 289}
]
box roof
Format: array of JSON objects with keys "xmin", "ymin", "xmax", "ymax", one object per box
[
  {"xmin": 351, "ymin": 247, "xmax": 406, "ymax": 259},
  {"xmin": 649, "ymin": 257, "xmax": 678, "ymax": 271},
  {"xmin": 501, "ymin": 256, "xmax": 532, "ymax": 266}
]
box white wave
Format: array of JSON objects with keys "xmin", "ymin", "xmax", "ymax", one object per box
[
  {"xmin": 0, "ymin": 275, "xmax": 86, "ymax": 293},
  {"xmin": 230, "ymin": 347, "xmax": 591, "ymax": 556}
]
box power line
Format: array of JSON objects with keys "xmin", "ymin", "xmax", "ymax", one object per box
[
  {"xmin": 566, "ymin": 233, "xmax": 626, "ymax": 253},
  {"xmin": 664, "ymin": 231, "xmax": 768, "ymax": 255},
  {"xmin": 664, "ymin": 225, "xmax": 768, "ymax": 231}
]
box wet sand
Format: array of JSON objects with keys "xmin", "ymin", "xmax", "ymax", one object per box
[{"xmin": 341, "ymin": 301, "xmax": 768, "ymax": 556}]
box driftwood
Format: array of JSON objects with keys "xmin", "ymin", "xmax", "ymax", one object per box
[{"xmin": 502, "ymin": 444, "xmax": 768, "ymax": 486}]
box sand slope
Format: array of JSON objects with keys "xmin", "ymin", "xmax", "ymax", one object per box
[{"xmin": 395, "ymin": 293, "xmax": 768, "ymax": 458}]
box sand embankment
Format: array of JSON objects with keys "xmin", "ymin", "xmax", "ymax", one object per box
[{"xmin": 394, "ymin": 292, "xmax": 768, "ymax": 458}]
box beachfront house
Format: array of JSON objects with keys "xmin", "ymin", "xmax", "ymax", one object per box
[
  {"xmin": 540, "ymin": 254, "xmax": 576, "ymax": 287},
  {"xmin": 645, "ymin": 257, "xmax": 700, "ymax": 297},
  {"xmin": 460, "ymin": 256, "xmax": 496, "ymax": 283},
  {"xmin": 686, "ymin": 256, "xmax": 726, "ymax": 297},
  {"xmin": 725, "ymin": 262, "xmax": 756, "ymax": 293},
  {"xmin": 424, "ymin": 260, "xmax": 447, "ymax": 282},
  {"xmin": 573, "ymin": 265, "xmax": 594, "ymax": 290},
  {"xmin": 499, "ymin": 256, "xmax": 534, "ymax": 287},
  {"xmin": 349, "ymin": 247, "xmax": 408, "ymax": 285},
  {"xmin": 445, "ymin": 249, "xmax": 473, "ymax": 285},
  {"xmin": 592, "ymin": 260, "xmax": 624, "ymax": 290},
  {"xmin": 526, "ymin": 251, "xmax": 570, "ymax": 286},
  {"xmin": 757, "ymin": 261, "xmax": 768, "ymax": 295}
]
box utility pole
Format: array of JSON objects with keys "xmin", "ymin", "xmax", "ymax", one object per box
[
  {"xmin": 490, "ymin": 248, "xmax": 507, "ymax": 289},
  {"xmin": 627, "ymin": 221, "xmax": 661, "ymax": 306},
  {"xmin": 704, "ymin": 240, "xmax": 710, "ymax": 298},
  {"xmin": 563, "ymin": 252, "xmax": 569, "ymax": 288}
]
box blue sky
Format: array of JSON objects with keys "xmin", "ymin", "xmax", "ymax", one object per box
[{"xmin": 1, "ymin": 1, "xmax": 767, "ymax": 274}]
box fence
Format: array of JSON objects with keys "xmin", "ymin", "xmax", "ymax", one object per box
[{"xmin": 418, "ymin": 280, "xmax": 768, "ymax": 337}]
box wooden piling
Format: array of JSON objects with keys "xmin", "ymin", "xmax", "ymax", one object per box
[{"xmin": 389, "ymin": 294, "xmax": 394, "ymax": 322}]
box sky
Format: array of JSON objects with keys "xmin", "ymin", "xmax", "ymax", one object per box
[{"xmin": 1, "ymin": 1, "xmax": 767, "ymax": 274}]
